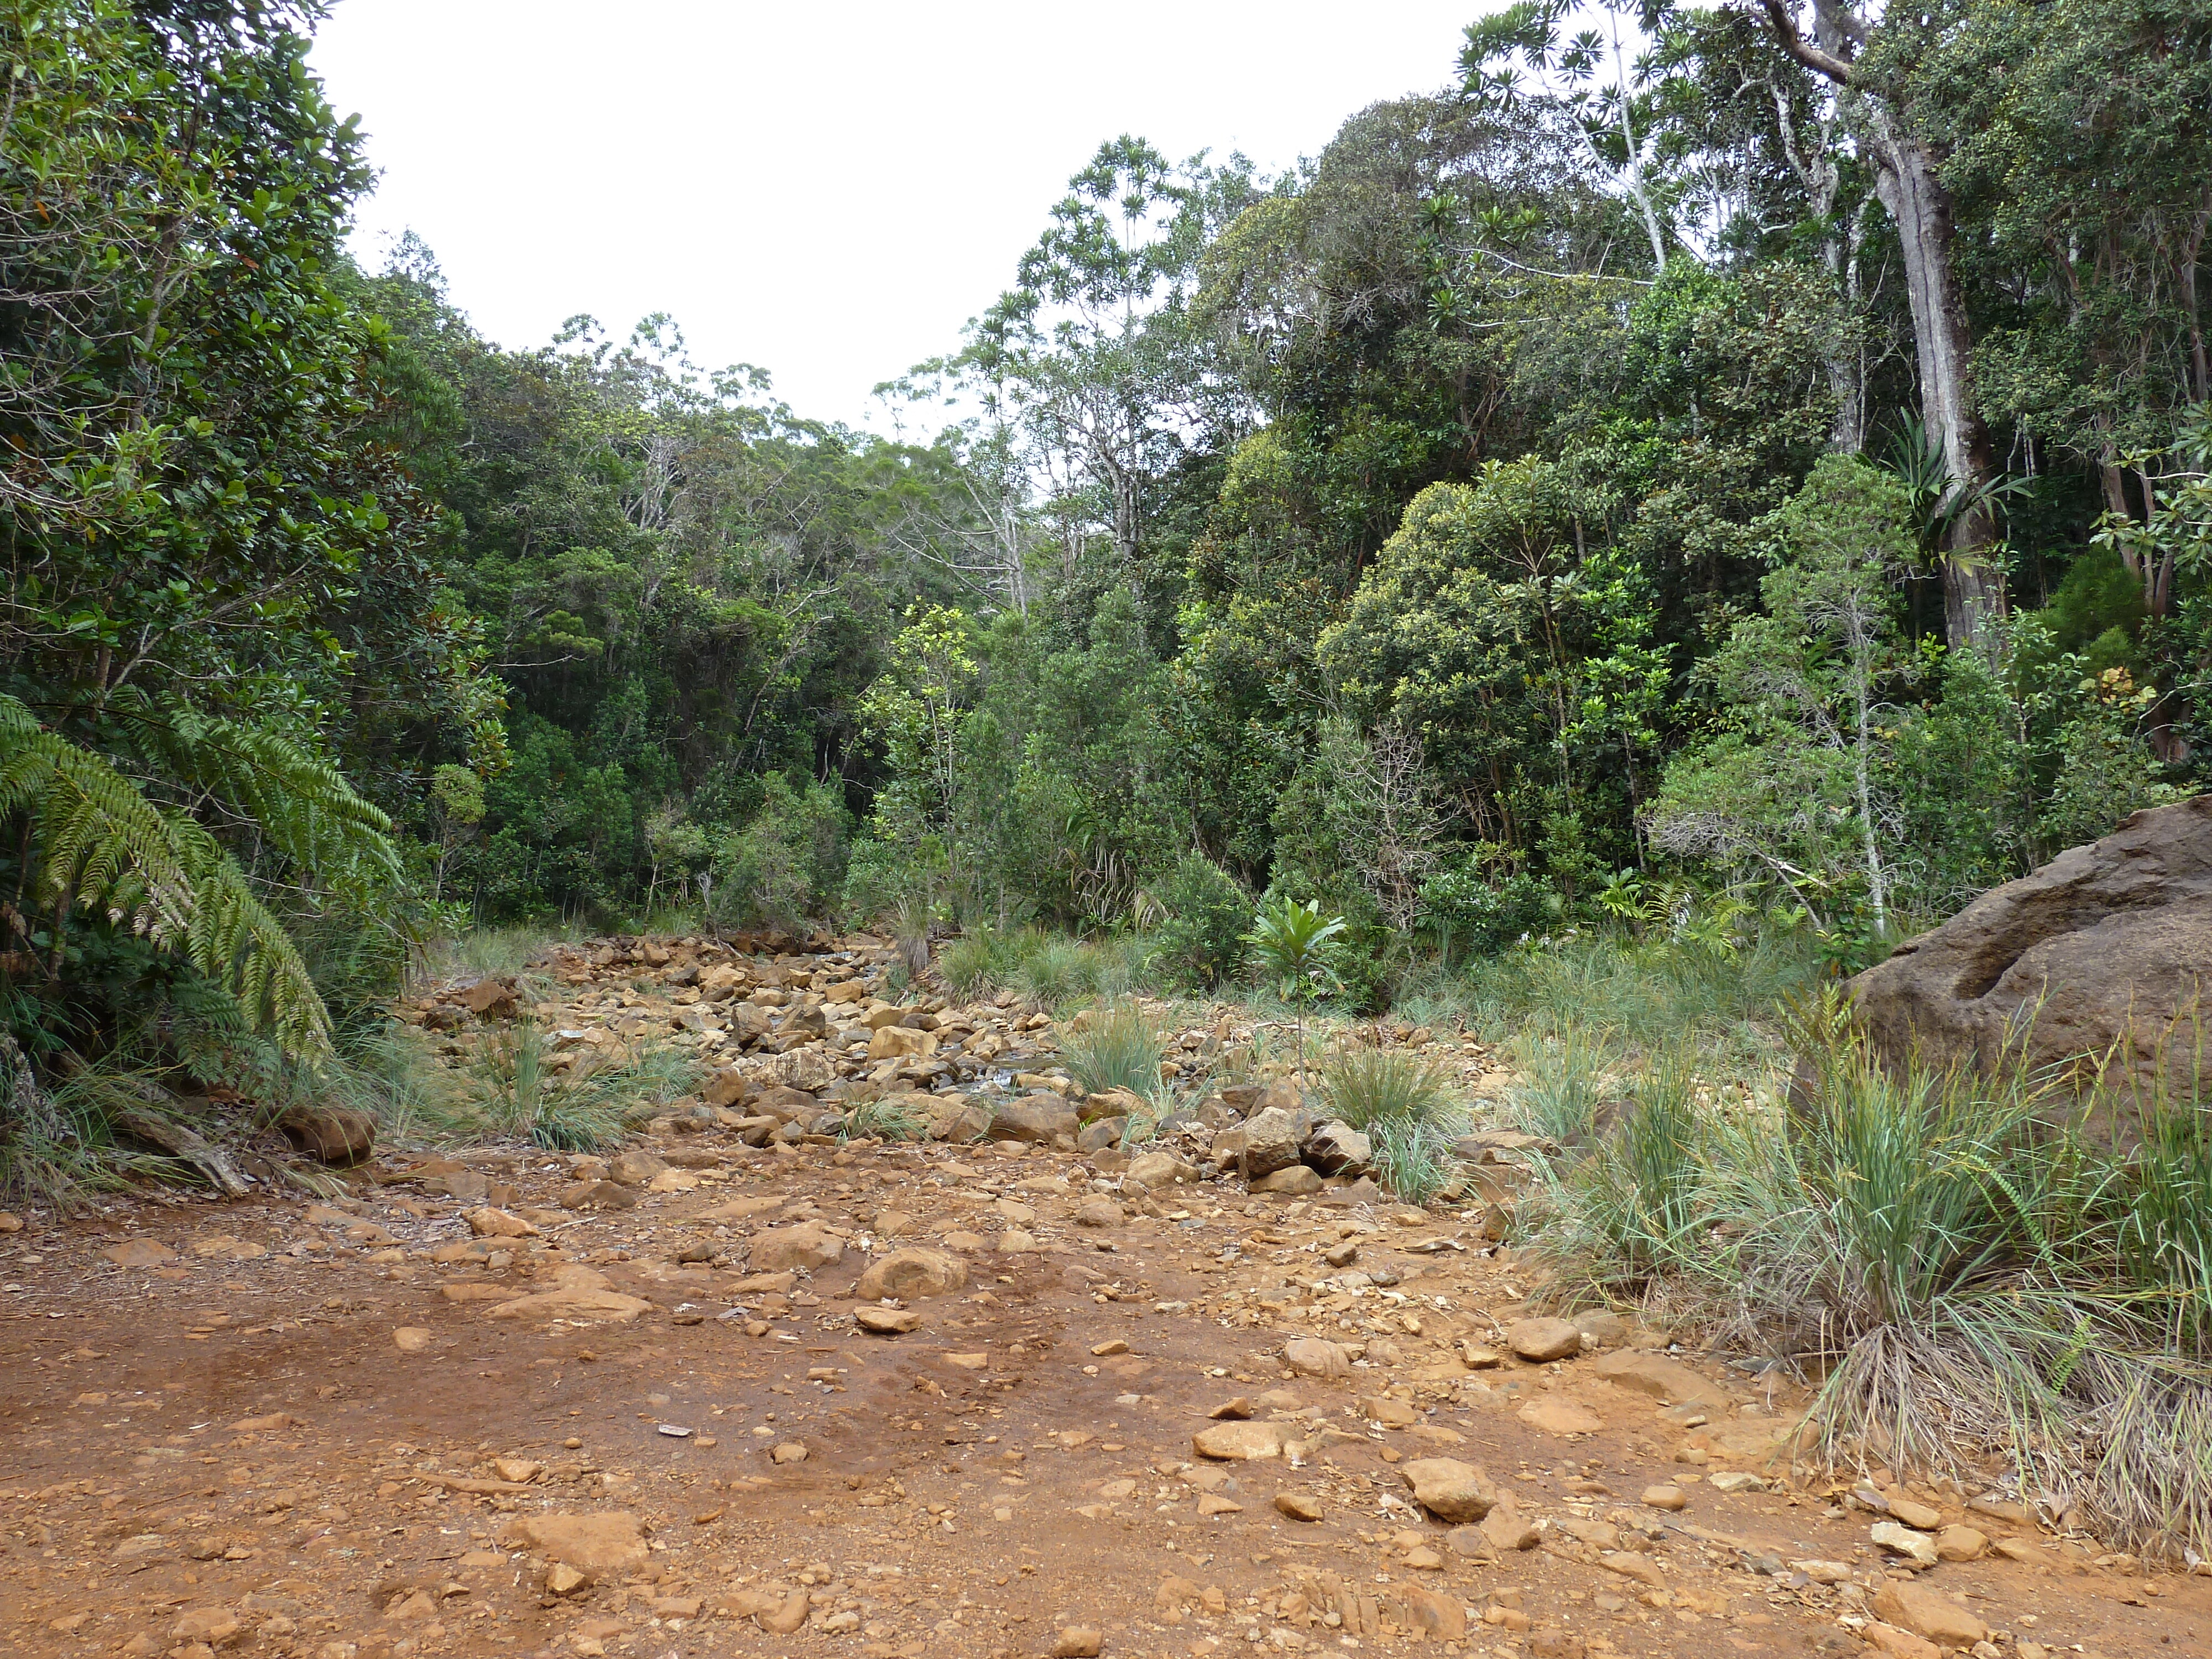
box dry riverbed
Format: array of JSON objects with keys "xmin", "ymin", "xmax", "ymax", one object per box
[{"xmin": 1, "ymin": 937, "xmax": 2201, "ymax": 1659}]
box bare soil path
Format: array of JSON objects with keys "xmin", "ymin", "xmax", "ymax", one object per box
[{"xmin": 2, "ymin": 942, "xmax": 2203, "ymax": 1659}]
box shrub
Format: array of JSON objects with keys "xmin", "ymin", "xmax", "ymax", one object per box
[
  {"xmin": 1421, "ymin": 857, "xmax": 1558, "ymax": 955},
  {"xmin": 710, "ymin": 775, "xmax": 849, "ymax": 928},
  {"xmin": 1149, "ymin": 854, "xmax": 1250, "ymax": 990}
]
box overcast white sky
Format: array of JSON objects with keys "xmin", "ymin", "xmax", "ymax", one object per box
[{"xmin": 311, "ymin": 1, "xmax": 1483, "ymax": 433}]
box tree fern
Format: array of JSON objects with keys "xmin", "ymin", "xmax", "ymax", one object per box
[
  {"xmin": 0, "ymin": 696, "xmax": 396, "ymax": 1061},
  {"xmin": 130, "ymin": 698, "xmax": 400, "ymax": 889}
]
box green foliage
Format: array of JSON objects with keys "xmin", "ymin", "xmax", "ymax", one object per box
[
  {"xmin": 1420, "ymin": 855, "xmax": 1558, "ymax": 956},
  {"xmin": 2039, "ymin": 669, "xmax": 2179, "ymax": 851},
  {"xmin": 1368, "ymin": 1117, "xmax": 1459, "ymax": 1208},
  {"xmin": 1060, "ymin": 1003, "xmax": 1168, "ymax": 1103},
  {"xmin": 1515, "ymin": 988, "xmax": 2212, "ymax": 1558},
  {"xmin": 1317, "ymin": 1046, "xmax": 1453, "ymax": 1133},
  {"xmin": 1321, "ymin": 459, "xmax": 1648, "ymax": 883},
  {"xmin": 0, "ymin": 695, "xmax": 398, "ymax": 1062},
  {"xmin": 1242, "ymin": 898, "xmax": 1347, "ymax": 1007},
  {"xmin": 709, "ymin": 776, "xmax": 849, "ymax": 929},
  {"xmin": 1147, "ymin": 854, "xmax": 1250, "ymax": 990},
  {"xmin": 1649, "ymin": 457, "xmax": 1918, "ymax": 933},
  {"xmin": 467, "ymin": 1026, "xmax": 699, "ymax": 1152}
]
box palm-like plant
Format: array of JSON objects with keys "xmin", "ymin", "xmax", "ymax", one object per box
[{"xmin": 1243, "ymin": 896, "xmax": 1347, "ymax": 1092}]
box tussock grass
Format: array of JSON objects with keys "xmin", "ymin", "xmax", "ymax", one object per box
[
  {"xmin": 1370, "ymin": 1115, "xmax": 1459, "ymax": 1206},
  {"xmin": 841, "ymin": 1098, "xmax": 930, "ymax": 1142},
  {"xmin": 1522, "ymin": 989, "xmax": 2212, "ymax": 1561},
  {"xmin": 465, "ymin": 1024, "xmax": 698, "ymax": 1153},
  {"xmin": 1060, "ymin": 1002, "xmax": 1167, "ymax": 1103},
  {"xmin": 1448, "ymin": 930, "xmax": 1820, "ymax": 1053},
  {"xmin": 424, "ymin": 921, "xmax": 584, "ymax": 984},
  {"xmin": 0, "ymin": 1057, "xmax": 173, "ymax": 1209},
  {"xmin": 316, "ymin": 1024, "xmax": 474, "ymax": 1144},
  {"xmin": 1503, "ymin": 1026, "xmax": 1619, "ymax": 1145},
  {"xmin": 939, "ymin": 925, "xmax": 1151, "ymax": 1011},
  {"xmin": 1315, "ymin": 1043, "xmax": 1466, "ymax": 1206},
  {"xmin": 1318, "ymin": 1046, "xmax": 1453, "ymax": 1131}
]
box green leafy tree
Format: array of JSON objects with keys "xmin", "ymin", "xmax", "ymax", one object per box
[
  {"xmin": 1147, "ymin": 853, "xmax": 1250, "ymax": 991},
  {"xmin": 1649, "ymin": 456, "xmax": 1915, "ymax": 935}
]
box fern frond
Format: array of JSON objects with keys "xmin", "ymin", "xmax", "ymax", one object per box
[
  {"xmin": 0, "ymin": 695, "xmax": 334, "ymax": 1060},
  {"xmin": 132, "ymin": 700, "xmax": 401, "ymax": 886}
]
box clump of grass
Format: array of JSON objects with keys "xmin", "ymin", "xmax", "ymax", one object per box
[
  {"xmin": 938, "ymin": 926, "xmax": 1152, "ymax": 1011},
  {"xmin": 894, "ymin": 898, "xmax": 933, "ymax": 982},
  {"xmin": 939, "ymin": 930, "xmax": 1010, "ymax": 998},
  {"xmin": 421, "ymin": 921, "xmax": 585, "ymax": 983},
  {"xmin": 0, "ymin": 1046, "xmax": 171, "ymax": 1209},
  {"xmin": 1370, "ymin": 1115, "xmax": 1458, "ymax": 1207},
  {"xmin": 1013, "ymin": 935, "xmax": 1101, "ymax": 1010},
  {"xmin": 1522, "ymin": 989, "xmax": 2212, "ymax": 1561},
  {"xmin": 841, "ymin": 1098, "xmax": 930, "ymax": 1142},
  {"xmin": 1503, "ymin": 1025, "xmax": 1618, "ymax": 1145},
  {"xmin": 1318, "ymin": 1046, "xmax": 1453, "ymax": 1131},
  {"xmin": 1456, "ymin": 930, "xmax": 1818, "ymax": 1057},
  {"xmin": 1060, "ymin": 1002, "xmax": 1166, "ymax": 1101},
  {"xmin": 316, "ymin": 1023, "xmax": 473, "ymax": 1144},
  {"xmin": 1528, "ymin": 1040, "xmax": 1708, "ymax": 1286},
  {"xmin": 528, "ymin": 1086, "xmax": 627, "ymax": 1152},
  {"xmin": 467, "ymin": 1025, "xmax": 696, "ymax": 1152}
]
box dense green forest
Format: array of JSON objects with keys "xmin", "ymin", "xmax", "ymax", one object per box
[{"xmin": 4, "ymin": 0, "xmax": 2210, "ymax": 1100}]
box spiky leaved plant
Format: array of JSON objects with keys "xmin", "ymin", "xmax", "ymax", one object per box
[{"xmin": 1242, "ymin": 896, "xmax": 1347, "ymax": 1097}]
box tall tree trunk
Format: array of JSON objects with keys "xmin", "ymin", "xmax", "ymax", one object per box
[
  {"xmin": 1863, "ymin": 105, "xmax": 2002, "ymax": 650},
  {"xmin": 1759, "ymin": 2, "xmax": 2002, "ymax": 652}
]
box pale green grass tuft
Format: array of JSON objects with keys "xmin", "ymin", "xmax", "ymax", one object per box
[{"xmin": 1060, "ymin": 1002, "xmax": 1167, "ymax": 1102}]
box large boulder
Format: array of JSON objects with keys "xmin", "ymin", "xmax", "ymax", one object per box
[
  {"xmin": 1232, "ymin": 1105, "xmax": 1303, "ymax": 1178},
  {"xmin": 854, "ymin": 1248, "xmax": 967, "ymax": 1301},
  {"xmin": 1400, "ymin": 1457, "xmax": 1496, "ymax": 1522},
  {"xmin": 276, "ymin": 1104, "xmax": 375, "ymax": 1166},
  {"xmin": 1847, "ymin": 796, "xmax": 2212, "ymax": 1104},
  {"xmin": 990, "ymin": 1096, "xmax": 1077, "ymax": 1144},
  {"xmin": 1302, "ymin": 1120, "xmax": 1371, "ymax": 1176},
  {"xmin": 749, "ymin": 1223, "xmax": 844, "ymax": 1272}
]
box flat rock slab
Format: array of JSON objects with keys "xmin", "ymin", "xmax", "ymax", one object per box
[
  {"xmin": 1516, "ymin": 1395, "xmax": 1604, "ymax": 1436},
  {"xmin": 502, "ymin": 1512, "xmax": 647, "ymax": 1582},
  {"xmin": 1192, "ymin": 1422, "xmax": 1286, "ymax": 1460},
  {"xmin": 1589, "ymin": 1348, "xmax": 1728, "ymax": 1409}
]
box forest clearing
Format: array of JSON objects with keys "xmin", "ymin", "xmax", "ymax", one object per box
[{"xmin": 6, "ymin": 2, "xmax": 2212, "ymax": 1657}]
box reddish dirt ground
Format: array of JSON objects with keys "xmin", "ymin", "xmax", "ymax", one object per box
[{"xmin": 4, "ymin": 957, "xmax": 2207, "ymax": 1659}]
